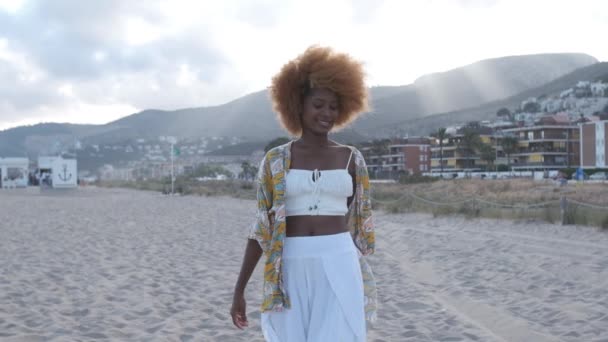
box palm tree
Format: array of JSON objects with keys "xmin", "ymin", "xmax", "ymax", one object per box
[
  {"xmin": 433, "ymin": 127, "xmax": 449, "ymax": 173},
  {"xmin": 240, "ymin": 161, "xmax": 257, "ymax": 181},
  {"xmin": 496, "ymin": 107, "xmax": 513, "ymax": 122},
  {"xmin": 479, "ymin": 143, "xmax": 496, "ymax": 171},
  {"xmin": 501, "ymin": 136, "xmax": 519, "ymax": 172},
  {"xmin": 458, "ymin": 128, "xmax": 482, "ymax": 170},
  {"xmin": 369, "ymin": 139, "xmax": 390, "ymax": 178}
]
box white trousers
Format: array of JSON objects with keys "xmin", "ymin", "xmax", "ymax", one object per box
[{"xmin": 261, "ymin": 232, "xmax": 366, "ymax": 342}]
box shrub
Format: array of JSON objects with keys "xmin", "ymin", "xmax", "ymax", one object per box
[
  {"xmin": 398, "ymin": 174, "xmax": 439, "ymax": 184},
  {"xmin": 496, "ymin": 164, "xmax": 509, "ymax": 172},
  {"xmin": 601, "ymin": 215, "xmax": 608, "ymax": 230},
  {"xmin": 559, "ymin": 168, "xmax": 576, "ymax": 180}
]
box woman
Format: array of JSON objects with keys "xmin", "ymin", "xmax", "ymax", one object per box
[{"xmin": 231, "ymin": 46, "xmax": 376, "ymax": 341}]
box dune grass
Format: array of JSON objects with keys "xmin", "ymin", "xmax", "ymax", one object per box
[
  {"xmin": 100, "ymin": 178, "xmax": 608, "ymax": 229},
  {"xmin": 371, "ymin": 179, "xmax": 608, "ymax": 229}
]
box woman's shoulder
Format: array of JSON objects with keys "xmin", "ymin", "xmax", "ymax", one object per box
[
  {"xmin": 264, "ymin": 141, "xmax": 293, "ymax": 159},
  {"xmin": 329, "ymin": 141, "xmax": 357, "ymax": 152},
  {"xmin": 333, "ymin": 143, "xmax": 364, "ymax": 158}
]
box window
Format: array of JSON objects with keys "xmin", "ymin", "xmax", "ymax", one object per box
[
  {"xmin": 6, "ymin": 168, "xmax": 25, "ymax": 180},
  {"xmin": 528, "ymin": 132, "xmax": 534, "ymax": 140}
]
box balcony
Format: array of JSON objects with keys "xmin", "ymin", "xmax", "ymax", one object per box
[
  {"xmin": 513, "ymin": 148, "xmax": 568, "ymax": 155},
  {"xmin": 510, "ymin": 161, "xmax": 578, "ymax": 169}
]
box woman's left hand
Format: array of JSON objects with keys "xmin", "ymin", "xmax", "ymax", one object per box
[{"xmin": 230, "ymin": 292, "xmax": 249, "ymax": 329}]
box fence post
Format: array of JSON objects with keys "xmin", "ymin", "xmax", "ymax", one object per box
[{"xmin": 560, "ymin": 196, "xmax": 567, "ymax": 225}]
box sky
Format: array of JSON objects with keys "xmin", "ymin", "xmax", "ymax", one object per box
[{"xmin": 1, "ymin": 0, "xmax": 607, "ymax": 131}]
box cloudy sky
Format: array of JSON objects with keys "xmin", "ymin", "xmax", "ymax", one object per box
[{"xmin": 1, "ymin": 0, "xmax": 607, "ymax": 130}]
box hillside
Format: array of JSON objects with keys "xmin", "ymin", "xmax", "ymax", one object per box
[
  {"xmin": 376, "ymin": 61, "xmax": 608, "ymax": 136},
  {"xmin": 0, "ymin": 53, "xmax": 599, "ymax": 156},
  {"xmin": 90, "ymin": 53, "xmax": 599, "ymax": 142}
]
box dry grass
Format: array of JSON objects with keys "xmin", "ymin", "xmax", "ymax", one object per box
[
  {"xmin": 98, "ymin": 179, "xmax": 256, "ymax": 200},
  {"xmin": 101, "ymin": 178, "xmax": 608, "ymax": 229},
  {"xmin": 372, "ymin": 179, "xmax": 608, "ymax": 229}
]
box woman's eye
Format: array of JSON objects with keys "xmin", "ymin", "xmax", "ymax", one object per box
[{"xmin": 312, "ymin": 102, "xmax": 337, "ymax": 110}]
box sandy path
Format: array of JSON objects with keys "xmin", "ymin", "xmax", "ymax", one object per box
[{"xmin": 1, "ymin": 187, "xmax": 607, "ymax": 341}]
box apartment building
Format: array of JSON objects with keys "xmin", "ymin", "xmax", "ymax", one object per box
[
  {"xmin": 430, "ymin": 133, "xmax": 494, "ymax": 172},
  {"xmin": 580, "ymin": 120, "xmax": 608, "ymax": 168},
  {"xmin": 501, "ymin": 125, "xmax": 580, "ymax": 170},
  {"xmin": 361, "ymin": 137, "xmax": 432, "ymax": 177}
]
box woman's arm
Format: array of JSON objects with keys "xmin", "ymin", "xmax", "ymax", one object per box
[
  {"xmin": 234, "ymin": 239, "xmax": 263, "ymax": 293},
  {"xmin": 231, "ymin": 154, "xmax": 272, "ymax": 329},
  {"xmin": 231, "ymin": 239, "xmax": 263, "ymax": 329}
]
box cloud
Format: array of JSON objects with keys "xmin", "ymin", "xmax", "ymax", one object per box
[
  {"xmin": 0, "ymin": 0, "xmax": 607, "ymax": 130},
  {"xmin": 0, "ymin": 0, "xmax": 233, "ymax": 128}
]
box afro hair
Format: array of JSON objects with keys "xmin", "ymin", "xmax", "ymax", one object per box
[{"xmin": 269, "ymin": 46, "xmax": 369, "ymax": 136}]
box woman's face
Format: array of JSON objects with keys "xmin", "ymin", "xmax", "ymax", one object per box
[{"xmin": 301, "ymin": 88, "xmax": 339, "ymax": 135}]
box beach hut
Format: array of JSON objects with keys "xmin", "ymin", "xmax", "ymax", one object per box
[
  {"xmin": 0, "ymin": 157, "xmax": 29, "ymax": 188},
  {"xmin": 37, "ymin": 156, "xmax": 78, "ymax": 188}
]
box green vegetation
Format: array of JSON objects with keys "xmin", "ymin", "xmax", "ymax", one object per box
[
  {"xmin": 192, "ymin": 164, "xmax": 233, "ymax": 178},
  {"xmin": 100, "ymin": 178, "xmax": 256, "ymax": 200},
  {"xmin": 496, "ymin": 164, "xmax": 509, "ymax": 172},
  {"xmin": 496, "ymin": 107, "xmax": 514, "ymax": 121},
  {"xmin": 523, "ymin": 101, "xmax": 541, "ymax": 113},
  {"xmin": 479, "ymin": 143, "xmax": 496, "ymax": 171},
  {"xmin": 239, "ymin": 161, "xmax": 258, "ymax": 181},
  {"xmin": 432, "ymin": 127, "xmax": 449, "ymax": 173},
  {"xmin": 457, "ymin": 128, "xmax": 482, "ymax": 169},
  {"xmin": 501, "ymin": 136, "xmax": 519, "ymax": 171}
]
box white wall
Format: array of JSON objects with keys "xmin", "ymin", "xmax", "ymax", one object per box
[
  {"xmin": 37, "ymin": 156, "xmax": 78, "ymax": 188},
  {"xmin": 0, "ymin": 158, "xmax": 29, "ymax": 188},
  {"xmin": 51, "ymin": 158, "xmax": 78, "ymax": 188}
]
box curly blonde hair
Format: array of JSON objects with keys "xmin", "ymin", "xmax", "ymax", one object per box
[{"xmin": 270, "ymin": 46, "xmax": 369, "ymax": 136}]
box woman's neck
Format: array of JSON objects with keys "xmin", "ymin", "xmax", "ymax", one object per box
[{"xmin": 297, "ymin": 133, "xmax": 332, "ymax": 148}]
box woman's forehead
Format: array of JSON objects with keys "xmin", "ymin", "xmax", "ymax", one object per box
[{"xmin": 307, "ymin": 88, "xmax": 338, "ymax": 101}]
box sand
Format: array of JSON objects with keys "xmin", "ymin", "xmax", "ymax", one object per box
[{"xmin": 1, "ymin": 187, "xmax": 607, "ymax": 341}]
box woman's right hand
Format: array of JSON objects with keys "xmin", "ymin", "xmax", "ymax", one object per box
[{"xmin": 230, "ymin": 291, "xmax": 248, "ymax": 329}]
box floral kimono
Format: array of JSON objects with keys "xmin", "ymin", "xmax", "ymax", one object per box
[{"xmin": 248, "ymin": 140, "xmax": 377, "ymax": 322}]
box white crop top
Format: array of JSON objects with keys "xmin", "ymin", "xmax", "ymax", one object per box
[{"xmin": 285, "ymin": 149, "xmax": 354, "ymax": 216}]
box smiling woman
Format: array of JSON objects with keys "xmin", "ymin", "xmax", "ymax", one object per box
[{"xmin": 231, "ymin": 46, "xmax": 376, "ymax": 342}]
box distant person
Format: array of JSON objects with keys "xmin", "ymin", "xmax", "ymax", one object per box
[
  {"xmin": 41, "ymin": 172, "xmax": 51, "ymax": 187},
  {"xmin": 230, "ymin": 46, "xmax": 377, "ymax": 341}
]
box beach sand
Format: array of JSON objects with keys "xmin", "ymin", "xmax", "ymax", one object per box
[{"xmin": 1, "ymin": 187, "xmax": 607, "ymax": 341}]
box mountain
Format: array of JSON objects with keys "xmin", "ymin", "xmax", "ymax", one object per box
[
  {"xmin": 0, "ymin": 123, "xmax": 98, "ymax": 156},
  {"xmin": 377, "ymin": 61, "xmax": 608, "ymax": 136},
  {"xmin": 352, "ymin": 53, "xmax": 597, "ymax": 132},
  {"xmin": 99, "ymin": 53, "xmax": 597, "ymax": 142},
  {"xmin": 0, "ymin": 53, "xmax": 599, "ymax": 156},
  {"xmin": 104, "ymin": 90, "xmax": 281, "ymax": 141}
]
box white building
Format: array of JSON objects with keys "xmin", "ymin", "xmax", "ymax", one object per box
[
  {"xmin": 38, "ymin": 156, "xmax": 78, "ymax": 188},
  {"xmin": 591, "ymin": 82, "xmax": 608, "ymax": 97},
  {"xmin": 0, "ymin": 157, "xmax": 29, "ymax": 188}
]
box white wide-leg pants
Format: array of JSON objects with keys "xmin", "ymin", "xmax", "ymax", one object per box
[{"xmin": 261, "ymin": 232, "xmax": 366, "ymax": 342}]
